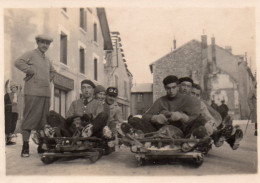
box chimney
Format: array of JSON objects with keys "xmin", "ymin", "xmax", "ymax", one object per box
[
  {"xmin": 211, "ymin": 36, "xmax": 216, "ymax": 72},
  {"xmin": 225, "ymin": 46, "xmax": 232, "ymax": 53},
  {"xmin": 173, "ymin": 37, "xmax": 176, "ymax": 50},
  {"xmin": 201, "ymin": 35, "xmax": 207, "ymax": 49}
]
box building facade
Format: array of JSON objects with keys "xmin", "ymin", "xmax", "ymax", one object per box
[
  {"xmin": 149, "ymin": 35, "xmax": 255, "ymax": 119},
  {"xmin": 131, "ymin": 83, "xmax": 153, "ymax": 115},
  {"xmin": 104, "ymin": 31, "xmax": 133, "ymax": 120},
  {"xmin": 4, "ymin": 8, "xmax": 113, "ymax": 119}
]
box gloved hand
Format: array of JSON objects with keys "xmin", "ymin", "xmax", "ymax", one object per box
[
  {"xmin": 170, "ymin": 112, "xmax": 189, "ymax": 123},
  {"xmin": 151, "ymin": 114, "xmax": 168, "ymax": 124}
]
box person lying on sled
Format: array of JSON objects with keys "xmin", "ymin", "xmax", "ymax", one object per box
[
  {"xmin": 179, "ymin": 77, "xmax": 243, "ymax": 150},
  {"xmin": 119, "ymin": 75, "xmax": 208, "ymax": 141}
]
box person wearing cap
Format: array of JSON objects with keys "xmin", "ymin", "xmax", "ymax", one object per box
[
  {"xmin": 218, "ymin": 99, "xmax": 229, "ymax": 121},
  {"xmin": 94, "ymin": 85, "xmax": 106, "ymax": 102},
  {"xmin": 66, "ymin": 79, "xmax": 108, "ymax": 138},
  {"xmin": 102, "ymin": 87, "xmax": 124, "ymax": 139},
  {"xmin": 179, "ymin": 77, "xmax": 194, "ymax": 95},
  {"xmin": 179, "ymin": 78, "xmax": 243, "ymax": 150},
  {"xmin": 4, "ymin": 81, "xmax": 19, "ymax": 145},
  {"xmin": 123, "ymin": 75, "xmax": 204, "ymax": 139},
  {"xmin": 15, "ymin": 34, "xmax": 56, "ymax": 157},
  {"xmin": 191, "ymin": 83, "xmax": 202, "ymax": 99}
]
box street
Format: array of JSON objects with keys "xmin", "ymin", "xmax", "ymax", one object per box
[{"xmin": 5, "ymin": 122, "xmax": 257, "ymax": 176}]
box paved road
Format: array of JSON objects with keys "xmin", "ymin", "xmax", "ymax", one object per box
[{"xmin": 5, "ymin": 123, "xmax": 258, "ymax": 176}]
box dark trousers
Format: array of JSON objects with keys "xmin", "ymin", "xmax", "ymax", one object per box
[
  {"xmin": 128, "ymin": 117, "xmax": 157, "ymax": 133},
  {"xmin": 92, "ymin": 112, "xmax": 109, "ymax": 138},
  {"xmin": 47, "ymin": 111, "xmax": 108, "ymax": 138},
  {"xmin": 5, "ymin": 112, "xmax": 18, "ymax": 135},
  {"xmin": 129, "ymin": 115, "xmax": 207, "ymax": 138}
]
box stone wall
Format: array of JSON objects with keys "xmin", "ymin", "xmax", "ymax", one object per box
[{"xmin": 152, "ymin": 40, "xmax": 203, "ymax": 101}]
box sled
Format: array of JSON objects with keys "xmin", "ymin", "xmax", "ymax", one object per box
[
  {"xmin": 38, "ymin": 136, "xmax": 109, "ymax": 164},
  {"xmin": 121, "ymin": 133, "xmax": 212, "ymax": 167}
]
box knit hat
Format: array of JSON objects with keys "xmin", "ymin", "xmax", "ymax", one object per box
[
  {"xmin": 94, "ymin": 85, "xmax": 106, "ymax": 94},
  {"xmin": 163, "ymin": 75, "xmax": 179, "ymax": 86},
  {"xmin": 81, "ymin": 79, "xmax": 96, "ymax": 88}
]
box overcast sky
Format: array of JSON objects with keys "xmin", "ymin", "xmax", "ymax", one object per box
[{"xmin": 106, "ymin": 7, "xmax": 256, "ymax": 84}]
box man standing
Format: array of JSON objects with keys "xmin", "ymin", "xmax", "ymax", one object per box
[
  {"xmin": 66, "ymin": 80, "xmax": 108, "ymax": 138},
  {"xmin": 5, "ymin": 81, "xmax": 19, "ymax": 145},
  {"xmin": 15, "ymin": 34, "xmax": 56, "ymax": 157}
]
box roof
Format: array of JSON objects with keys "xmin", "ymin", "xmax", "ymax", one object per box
[
  {"xmin": 96, "ymin": 8, "xmax": 113, "ymax": 51},
  {"xmin": 149, "ymin": 39, "xmax": 200, "ymax": 73},
  {"xmin": 131, "ymin": 83, "xmax": 153, "ymax": 93}
]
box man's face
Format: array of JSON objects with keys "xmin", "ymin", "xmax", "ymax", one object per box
[
  {"xmin": 37, "ymin": 40, "xmax": 51, "ymax": 53},
  {"xmin": 191, "ymin": 88, "xmax": 201, "ymax": 99},
  {"xmin": 164, "ymin": 82, "xmax": 178, "ymax": 98},
  {"xmin": 81, "ymin": 83, "xmax": 94, "ymax": 99},
  {"xmin": 179, "ymin": 81, "xmax": 192, "ymax": 95},
  {"xmin": 106, "ymin": 95, "xmax": 116, "ymax": 105},
  {"xmin": 96, "ymin": 92, "xmax": 106, "ymax": 102}
]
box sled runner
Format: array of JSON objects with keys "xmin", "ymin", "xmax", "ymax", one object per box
[{"xmin": 38, "ymin": 136, "xmax": 110, "ymax": 164}]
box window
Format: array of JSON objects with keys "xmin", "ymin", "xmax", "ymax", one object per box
[
  {"xmin": 79, "ymin": 48, "xmax": 85, "ymax": 74},
  {"xmin": 124, "ymin": 81, "xmax": 128, "ymax": 98},
  {"xmin": 60, "ymin": 32, "xmax": 67, "ymax": 65},
  {"xmin": 54, "ymin": 88, "xmax": 67, "ymax": 117},
  {"xmin": 137, "ymin": 93, "xmax": 143, "ymax": 102},
  {"xmin": 94, "ymin": 23, "xmax": 97, "ymax": 42},
  {"xmin": 94, "ymin": 58, "xmax": 98, "ymax": 81},
  {"xmin": 80, "ymin": 8, "xmax": 87, "ymax": 30},
  {"xmin": 115, "ymin": 75, "xmax": 118, "ymax": 88}
]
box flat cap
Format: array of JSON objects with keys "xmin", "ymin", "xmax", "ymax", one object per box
[
  {"xmin": 179, "ymin": 77, "xmax": 193, "ymax": 85},
  {"xmin": 35, "ymin": 34, "xmax": 53, "ymax": 42}
]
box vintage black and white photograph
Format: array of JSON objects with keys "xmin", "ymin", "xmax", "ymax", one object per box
[{"xmin": 1, "ymin": 0, "xmax": 259, "ymax": 182}]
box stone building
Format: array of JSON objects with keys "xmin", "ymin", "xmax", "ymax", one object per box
[
  {"xmin": 149, "ymin": 35, "xmax": 255, "ymax": 119},
  {"xmin": 104, "ymin": 31, "xmax": 133, "ymax": 120},
  {"xmin": 131, "ymin": 83, "xmax": 153, "ymax": 115},
  {"xmin": 4, "ymin": 8, "xmax": 113, "ymax": 119}
]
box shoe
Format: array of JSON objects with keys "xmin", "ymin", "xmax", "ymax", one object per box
[
  {"xmin": 226, "ymin": 128, "xmax": 243, "ymax": 150},
  {"xmin": 220, "ymin": 125, "xmax": 233, "ymax": 139},
  {"xmin": 82, "ymin": 124, "xmax": 93, "ymax": 137},
  {"xmin": 37, "ymin": 145, "xmax": 45, "ymax": 154},
  {"xmin": 21, "ymin": 141, "xmax": 30, "ymax": 157},
  {"xmin": 6, "ymin": 141, "xmax": 16, "ymax": 145}
]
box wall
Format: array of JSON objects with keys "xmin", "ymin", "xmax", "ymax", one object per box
[
  {"xmin": 4, "ymin": 8, "xmax": 107, "ymax": 118},
  {"xmin": 152, "ymin": 40, "xmax": 203, "ymax": 101},
  {"xmin": 131, "ymin": 92, "xmax": 153, "ymax": 115}
]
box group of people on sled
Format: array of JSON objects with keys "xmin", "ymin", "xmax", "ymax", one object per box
[{"xmin": 13, "ymin": 34, "xmax": 244, "ymax": 158}]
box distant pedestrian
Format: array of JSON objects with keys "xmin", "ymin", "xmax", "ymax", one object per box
[
  {"xmin": 218, "ymin": 100, "xmax": 229, "ymax": 121},
  {"xmin": 211, "ymin": 100, "xmax": 219, "ymax": 112},
  {"xmin": 5, "ymin": 81, "xmax": 19, "ymax": 145},
  {"xmin": 248, "ymin": 81, "xmax": 257, "ymax": 136},
  {"xmin": 15, "ymin": 34, "xmax": 56, "ymax": 157}
]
